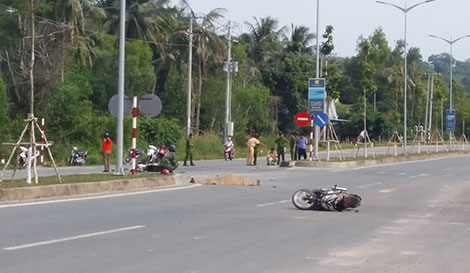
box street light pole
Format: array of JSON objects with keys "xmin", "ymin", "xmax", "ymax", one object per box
[
  {"xmin": 429, "ymin": 34, "xmax": 470, "ymax": 147},
  {"xmin": 376, "ymin": 0, "xmax": 435, "ymax": 151},
  {"xmin": 313, "ymin": 0, "xmax": 320, "ymax": 160},
  {"xmin": 224, "ymin": 21, "xmax": 232, "ymax": 143},
  {"xmin": 115, "ymin": 0, "xmax": 126, "ymax": 175},
  {"xmin": 429, "ymin": 34, "xmax": 470, "ymax": 110},
  {"xmin": 186, "ymin": 16, "xmax": 193, "ymax": 137}
]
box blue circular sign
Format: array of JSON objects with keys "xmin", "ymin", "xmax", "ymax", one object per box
[{"xmin": 314, "ymin": 112, "xmax": 329, "ymax": 128}]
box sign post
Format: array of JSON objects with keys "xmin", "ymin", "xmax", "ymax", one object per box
[
  {"xmin": 446, "ymin": 109, "xmax": 455, "ymax": 149},
  {"xmin": 308, "ymin": 78, "xmax": 326, "ymax": 160}
]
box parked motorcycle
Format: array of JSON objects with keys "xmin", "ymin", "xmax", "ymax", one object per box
[
  {"xmin": 68, "ymin": 147, "xmax": 87, "ymax": 166},
  {"xmin": 224, "ymin": 141, "xmax": 234, "ymax": 160},
  {"xmin": 292, "ymin": 185, "xmax": 362, "ymax": 211},
  {"xmin": 17, "ymin": 146, "xmax": 40, "ymax": 168},
  {"xmin": 123, "ymin": 148, "xmax": 144, "ymax": 165}
]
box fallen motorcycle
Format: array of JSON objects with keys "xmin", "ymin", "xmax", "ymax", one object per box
[
  {"xmin": 292, "ymin": 185, "xmax": 361, "ymax": 211},
  {"xmin": 123, "ymin": 148, "xmax": 144, "ymax": 165}
]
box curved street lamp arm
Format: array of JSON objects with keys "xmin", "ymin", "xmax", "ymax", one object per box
[
  {"xmin": 408, "ymin": 0, "xmax": 436, "ymax": 12},
  {"xmin": 429, "ymin": 34, "xmax": 452, "ymax": 44},
  {"xmin": 452, "ymin": 34, "xmax": 470, "ymax": 44},
  {"xmin": 376, "ymin": 1, "xmax": 405, "ymax": 12}
]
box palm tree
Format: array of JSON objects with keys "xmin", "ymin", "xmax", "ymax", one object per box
[
  {"xmin": 187, "ymin": 5, "xmax": 226, "ymax": 133},
  {"xmin": 244, "ymin": 17, "xmax": 285, "ymax": 69},
  {"xmin": 284, "ymin": 24, "xmax": 314, "ymax": 55}
]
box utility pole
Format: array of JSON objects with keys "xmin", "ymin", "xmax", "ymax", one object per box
[
  {"xmin": 424, "ymin": 73, "xmax": 431, "ymax": 136},
  {"xmin": 224, "ymin": 21, "xmax": 232, "ymax": 143},
  {"xmin": 313, "ymin": 0, "xmax": 320, "ymax": 160},
  {"xmin": 186, "ymin": 16, "xmax": 193, "ymax": 137},
  {"xmin": 114, "ymin": 0, "xmax": 126, "ymax": 175}
]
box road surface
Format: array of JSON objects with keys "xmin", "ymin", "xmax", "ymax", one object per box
[{"xmin": 1, "ymin": 155, "xmax": 469, "ymax": 272}]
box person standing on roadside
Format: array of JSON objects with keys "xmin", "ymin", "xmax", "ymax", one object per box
[
  {"xmin": 184, "ymin": 133, "xmax": 195, "ymax": 166},
  {"xmin": 275, "ymin": 133, "xmax": 289, "ymax": 165},
  {"xmin": 297, "ymin": 135, "xmax": 308, "ymax": 160},
  {"xmin": 246, "ymin": 135, "xmax": 266, "ymax": 166},
  {"xmin": 101, "ymin": 132, "xmax": 112, "ymax": 172},
  {"xmin": 289, "ymin": 133, "xmax": 297, "ymax": 160}
]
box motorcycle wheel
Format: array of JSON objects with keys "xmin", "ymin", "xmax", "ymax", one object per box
[
  {"xmin": 224, "ymin": 152, "xmax": 228, "ymax": 161},
  {"xmin": 292, "ymin": 189, "xmax": 316, "ymax": 210},
  {"xmin": 123, "ymin": 155, "xmax": 132, "ymax": 165}
]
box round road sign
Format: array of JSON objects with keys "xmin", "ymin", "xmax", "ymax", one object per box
[{"xmin": 295, "ymin": 112, "xmax": 311, "ymax": 127}]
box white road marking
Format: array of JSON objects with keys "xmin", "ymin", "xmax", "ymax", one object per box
[
  {"xmin": 409, "ymin": 173, "xmax": 431, "ymax": 179},
  {"xmin": 379, "ymin": 188, "xmax": 396, "ymax": 193},
  {"xmin": 257, "ymin": 200, "xmax": 290, "ymax": 207},
  {"xmin": 356, "ymin": 182, "xmax": 382, "ymax": 189},
  {"xmin": 3, "ymin": 225, "xmax": 145, "ymax": 251},
  {"xmin": 377, "ymin": 171, "xmax": 388, "ymax": 174},
  {"xmin": 256, "ymin": 202, "xmax": 276, "ymax": 207},
  {"xmin": 397, "ymin": 172, "xmax": 407, "ymax": 176},
  {"xmin": 442, "ymin": 167, "xmax": 454, "ymax": 171},
  {"xmin": 0, "ymin": 184, "xmax": 201, "ymax": 209}
]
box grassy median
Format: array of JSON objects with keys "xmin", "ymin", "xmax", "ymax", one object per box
[{"xmin": 0, "ymin": 172, "xmax": 164, "ymax": 189}]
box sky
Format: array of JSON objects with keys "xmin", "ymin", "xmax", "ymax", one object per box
[{"xmin": 174, "ymin": 0, "xmax": 470, "ymax": 62}]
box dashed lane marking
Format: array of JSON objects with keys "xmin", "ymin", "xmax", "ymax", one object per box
[
  {"xmin": 379, "ymin": 188, "xmax": 396, "ymax": 194},
  {"xmin": 409, "ymin": 173, "xmax": 431, "ymax": 179},
  {"xmin": 356, "ymin": 182, "xmax": 382, "ymax": 189},
  {"xmin": 256, "ymin": 200, "xmax": 290, "ymax": 207},
  {"xmin": 3, "ymin": 225, "xmax": 145, "ymax": 251}
]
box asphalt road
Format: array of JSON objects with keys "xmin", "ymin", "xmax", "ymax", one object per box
[
  {"xmin": 3, "ymin": 143, "xmax": 468, "ymax": 180},
  {"xmin": 1, "ymin": 155, "xmax": 470, "ymax": 273}
]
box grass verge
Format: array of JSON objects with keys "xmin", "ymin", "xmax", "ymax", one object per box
[{"xmin": 0, "ymin": 172, "xmax": 164, "ymax": 189}]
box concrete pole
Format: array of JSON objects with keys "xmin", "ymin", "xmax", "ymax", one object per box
[
  {"xmin": 313, "ymin": 0, "xmax": 320, "ymax": 160},
  {"xmin": 186, "ymin": 16, "xmax": 193, "ymax": 137},
  {"xmin": 114, "ymin": 0, "xmax": 126, "ymax": 175},
  {"xmin": 224, "ymin": 22, "xmax": 232, "ymax": 143},
  {"xmin": 424, "ymin": 73, "xmax": 431, "ymax": 138}
]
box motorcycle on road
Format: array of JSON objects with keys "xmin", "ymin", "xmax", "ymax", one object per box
[{"xmin": 292, "ymin": 185, "xmax": 362, "ymax": 212}]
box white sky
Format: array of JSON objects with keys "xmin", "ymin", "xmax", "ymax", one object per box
[{"xmin": 176, "ymin": 0, "xmax": 470, "ymax": 62}]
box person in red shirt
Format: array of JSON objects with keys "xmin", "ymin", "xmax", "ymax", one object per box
[{"xmin": 101, "ymin": 132, "xmax": 112, "ymax": 172}]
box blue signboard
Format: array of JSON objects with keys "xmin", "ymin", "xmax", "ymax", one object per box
[
  {"xmin": 308, "ymin": 78, "xmax": 326, "ymax": 115},
  {"xmin": 314, "ymin": 112, "xmax": 329, "ymax": 128},
  {"xmin": 446, "ymin": 109, "xmax": 455, "ymax": 131}
]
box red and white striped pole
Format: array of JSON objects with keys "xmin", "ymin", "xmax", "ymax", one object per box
[
  {"xmin": 309, "ymin": 114, "xmax": 314, "ymax": 161},
  {"xmin": 40, "ymin": 118, "xmax": 45, "ymax": 164},
  {"xmin": 131, "ymin": 96, "xmax": 137, "ymax": 175}
]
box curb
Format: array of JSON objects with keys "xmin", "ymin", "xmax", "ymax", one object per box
[
  {"xmin": 291, "ymin": 151, "xmax": 470, "ymax": 169},
  {"xmin": 0, "ymin": 176, "xmax": 177, "ymax": 203}
]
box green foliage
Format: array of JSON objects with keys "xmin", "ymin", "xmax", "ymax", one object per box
[
  {"xmin": 92, "ymin": 34, "xmax": 156, "ymax": 110},
  {"xmin": 200, "ymin": 75, "xmax": 226, "ymax": 132},
  {"xmin": 231, "ymin": 85, "xmax": 271, "ymax": 136},
  {"xmin": 138, "ymin": 117, "xmax": 184, "ymax": 146},
  {"xmin": 41, "ymin": 65, "xmax": 95, "ymax": 142}
]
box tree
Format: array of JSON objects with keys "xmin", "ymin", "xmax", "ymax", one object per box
[{"xmin": 189, "ymin": 6, "xmax": 226, "ymax": 133}]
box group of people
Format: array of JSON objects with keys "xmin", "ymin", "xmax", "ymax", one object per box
[
  {"xmin": 245, "ymin": 132, "xmax": 309, "ymax": 166},
  {"xmin": 100, "ymin": 131, "xmax": 312, "ymax": 172},
  {"xmin": 290, "ymin": 133, "xmax": 309, "ymax": 160}
]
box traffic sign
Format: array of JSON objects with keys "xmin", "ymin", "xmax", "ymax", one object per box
[
  {"xmin": 314, "ymin": 112, "xmax": 328, "ymax": 128},
  {"xmin": 295, "ymin": 112, "xmax": 310, "ymax": 127},
  {"xmin": 138, "ymin": 93, "xmax": 162, "ymax": 118},
  {"xmin": 446, "ymin": 109, "xmax": 455, "ymax": 131},
  {"xmin": 108, "ymin": 95, "xmax": 132, "ymax": 117},
  {"xmin": 308, "ymin": 78, "xmax": 326, "ymax": 115}
]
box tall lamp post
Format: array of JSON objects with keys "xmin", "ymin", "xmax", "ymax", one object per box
[
  {"xmin": 376, "ymin": 0, "xmax": 435, "ymax": 150},
  {"xmin": 429, "ymin": 34, "xmax": 470, "ymax": 146}
]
